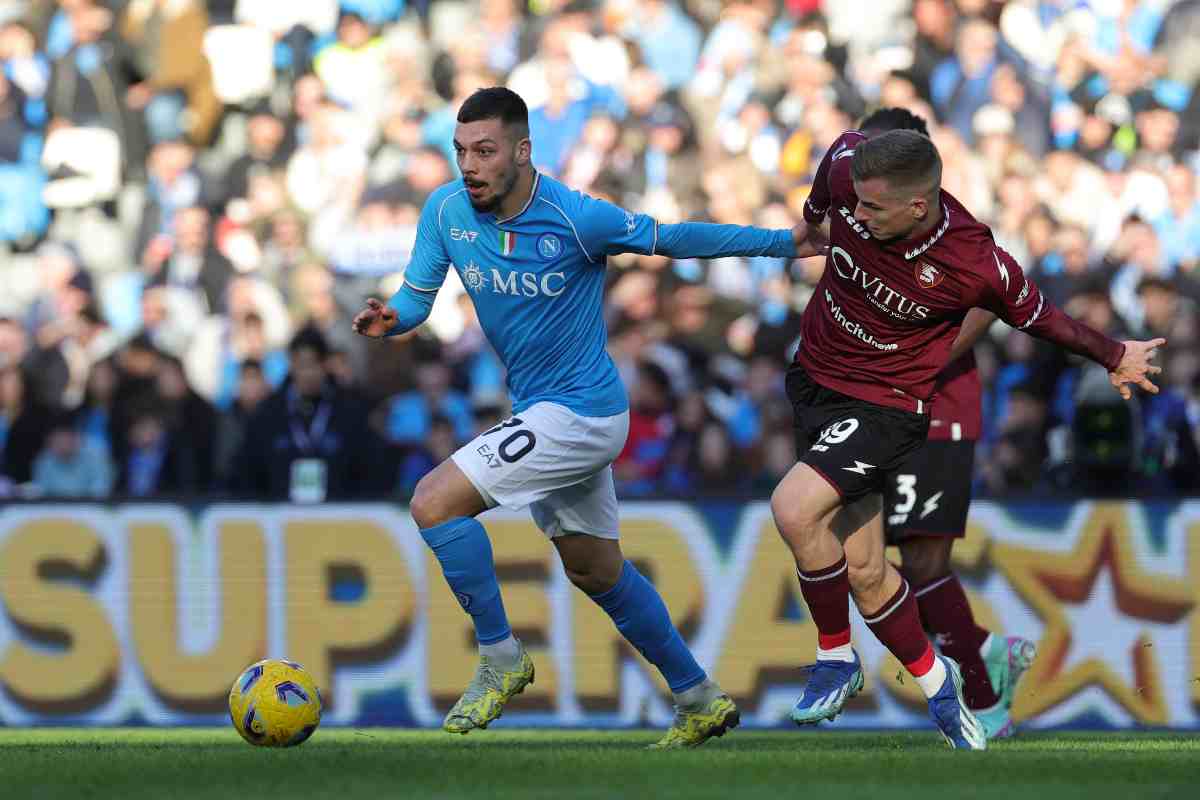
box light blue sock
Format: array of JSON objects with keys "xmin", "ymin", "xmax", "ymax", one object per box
[
  {"xmin": 420, "ymin": 517, "xmax": 511, "ymax": 645},
  {"xmin": 589, "ymin": 561, "xmax": 706, "ymax": 694}
]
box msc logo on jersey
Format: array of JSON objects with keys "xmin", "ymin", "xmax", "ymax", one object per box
[
  {"xmin": 915, "ymin": 262, "xmax": 944, "ymax": 288},
  {"xmin": 461, "ymin": 260, "xmax": 567, "ymax": 298},
  {"xmin": 537, "ymin": 233, "xmax": 562, "ymax": 261}
]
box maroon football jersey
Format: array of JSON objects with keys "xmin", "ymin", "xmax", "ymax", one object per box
[{"xmin": 795, "ymin": 131, "xmax": 1124, "ymax": 414}]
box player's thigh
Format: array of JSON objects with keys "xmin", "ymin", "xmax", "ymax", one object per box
[
  {"xmin": 771, "ymin": 461, "xmax": 846, "ymax": 539},
  {"xmin": 409, "ymin": 457, "xmax": 490, "ymax": 528},
  {"xmin": 452, "ymin": 402, "xmax": 627, "ymax": 513},
  {"xmin": 883, "ymin": 439, "xmax": 976, "ymax": 546}
]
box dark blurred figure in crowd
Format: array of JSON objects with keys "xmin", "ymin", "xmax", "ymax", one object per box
[
  {"xmin": 156, "ymin": 353, "xmax": 217, "ymax": 488},
  {"xmin": 115, "ymin": 399, "xmax": 194, "ymax": 496},
  {"xmin": 32, "ymin": 408, "xmax": 113, "ymax": 497},
  {"xmin": 220, "ymin": 102, "xmax": 291, "ymax": 206},
  {"xmin": 45, "ymin": 0, "xmax": 148, "ymax": 170},
  {"xmin": 230, "ymin": 325, "xmax": 382, "ymax": 500},
  {"xmin": 615, "ymin": 359, "xmax": 675, "ymax": 495},
  {"xmin": 78, "ymin": 356, "xmax": 118, "ymax": 456},
  {"xmin": 0, "ymin": 363, "xmax": 52, "ymax": 492},
  {"xmin": 109, "ymin": 333, "xmax": 164, "ymax": 470},
  {"xmin": 215, "ymin": 358, "xmax": 271, "ymax": 486}
]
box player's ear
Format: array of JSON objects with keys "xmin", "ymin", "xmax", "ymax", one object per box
[
  {"xmin": 910, "ymin": 195, "xmax": 929, "ymax": 221},
  {"xmin": 515, "ymin": 135, "xmax": 532, "ymax": 166}
]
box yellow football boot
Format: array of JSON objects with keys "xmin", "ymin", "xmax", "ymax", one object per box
[
  {"xmin": 442, "ymin": 648, "xmax": 535, "ymax": 734},
  {"xmin": 649, "ymin": 684, "xmax": 740, "ymax": 749}
]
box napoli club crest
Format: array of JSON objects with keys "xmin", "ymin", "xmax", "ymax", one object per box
[
  {"xmin": 537, "ymin": 233, "xmax": 562, "ymax": 261},
  {"xmin": 915, "ymin": 261, "xmax": 944, "ymax": 288}
]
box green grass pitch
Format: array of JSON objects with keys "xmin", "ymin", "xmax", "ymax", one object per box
[{"xmin": 1, "ymin": 729, "xmax": 1197, "ymax": 800}]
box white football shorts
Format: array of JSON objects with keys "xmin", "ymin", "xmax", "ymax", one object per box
[{"xmin": 451, "ymin": 401, "xmax": 630, "ymax": 539}]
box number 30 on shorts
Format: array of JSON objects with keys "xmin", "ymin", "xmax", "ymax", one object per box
[
  {"xmin": 483, "ymin": 417, "xmax": 537, "ymax": 463},
  {"xmin": 811, "ymin": 418, "xmax": 859, "ymax": 452}
]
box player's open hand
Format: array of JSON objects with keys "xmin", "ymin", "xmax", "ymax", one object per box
[
  {"xmin": 1109, "ymin": 338, "xmax": 1166, "ymax": 400},
  {"xmin": 792, "ymin": 220, "xmax": 830, "ymax": 259},
  {"xmin": 352, "ymin": 297, "xmax": 398, "ymax": 338}
]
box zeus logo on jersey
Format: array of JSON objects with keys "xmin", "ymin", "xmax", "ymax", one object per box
[
  {"xmin": 461, "ymin": 261, "xmax": 567, "ymax": 297},
  {"xmin": 838, "ymin": 207, "xmax": 871, "ymax": 240},
  {"xmin": 830, "ymin": 246, "xmax": 931, "ymax": 319}
]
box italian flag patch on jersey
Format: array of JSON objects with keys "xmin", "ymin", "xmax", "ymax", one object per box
[{"xmin": 500, "ymin": 230, "xmax": 516, "ymax": 256}]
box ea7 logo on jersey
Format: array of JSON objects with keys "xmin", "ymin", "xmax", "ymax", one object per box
[
  {"xmin": 915, "ymin": 262, "xmax": 944, "ymax": 288},
  {"xmin": 451, "ymin": 227, "xmax": 479, "ymax": 242}
]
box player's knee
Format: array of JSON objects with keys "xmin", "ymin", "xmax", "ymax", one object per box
[
  {"xmin": 846, "ymin": 547, "xmax": 886, "ymax": 593},
  {"xmin": 410, "ymin": 476, "xmax": 451, "ymax": 529},
  {"xmin": 770, "ymin": 486, "xmax": 820, "ymax": 546},
  {"xmin": 563, "ymin": 556, "xmax": 623, "ymax": 595},
  {"xmin": 565, "ymin": 565, "xmax": 616, "ymax": 596}
]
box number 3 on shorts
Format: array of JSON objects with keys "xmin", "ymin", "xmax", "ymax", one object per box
[
  {"xmin": 483, "ymin": 417, "xmax": 537, "ymax": 463},
  {"xmin": 811, "ymin": 418, "xmax": 859, "ymax": 452}
]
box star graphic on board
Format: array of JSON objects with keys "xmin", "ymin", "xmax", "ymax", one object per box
[{"xmin": 991, "ymin": 504, "xmax": 1193, "ymax": 724}]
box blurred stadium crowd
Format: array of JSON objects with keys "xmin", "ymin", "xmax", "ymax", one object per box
[{"xmin": 0, "ymin": 0, "xmax": 1198, "ymax": 501}]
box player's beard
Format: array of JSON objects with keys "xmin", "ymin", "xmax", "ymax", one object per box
[{"xmin": 468, "ymin": 164, "xmax": 519, "ymax": 213}]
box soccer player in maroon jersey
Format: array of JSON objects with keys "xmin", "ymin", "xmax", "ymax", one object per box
[
  {"xmin": 780, "ymin": 126, "xmax": 1164, "ymax": 748},
  {"xmin": 826, "ymin": 110, "xmax": 1037, "ymax": 740}
]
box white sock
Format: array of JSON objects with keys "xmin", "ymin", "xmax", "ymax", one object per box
[
  {"xmin": 817, "ymin": 643, "xmax": 855, "ymax": 663},
  {"xmin": 978, "ymin": 633, "xmax": 995, "ymax": 659},
  {"xmin": 913, "ymin": 656, "xmax": 948, "ymax": 699},
  {"xmin": 673, "ymin": 679, "xmax": 718, "ymax": 708},
  {"xmin": 479, "ymin": 635, "xmax": 522, "ymax": 669}
]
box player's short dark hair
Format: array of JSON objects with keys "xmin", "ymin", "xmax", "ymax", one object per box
[
  {"xmin": 859, "ymin": 107, "xmax": 929, "ymax": 138},
  {"xmin": 457, "ymin": 87, "xmax": 529, "ymax": 135},
  {"xmin": 851, "ymin": 129, "xmax": 942, "ymax": 194}
]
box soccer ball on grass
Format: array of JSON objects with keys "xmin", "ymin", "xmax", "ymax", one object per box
[{"xmin": 228, "ymin": 659, "xmax": 323, "ymax": 747}]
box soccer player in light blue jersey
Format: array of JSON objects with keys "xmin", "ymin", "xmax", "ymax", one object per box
[{"xmin": 353, "ymin": 87, "xmax": 813, "ymax": 747}]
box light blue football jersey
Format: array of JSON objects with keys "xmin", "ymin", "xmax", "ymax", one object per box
[{"xmin": 390, "ymin": 173, "xmax": 794, "ymax": 418}]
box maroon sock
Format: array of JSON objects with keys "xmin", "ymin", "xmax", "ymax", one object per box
[
  {"xmin": 863, "ymin": 580, "xmax": 936, "ymax": 676},
  {"xmin": 914, "ymin": 574, "xmax": 998, "ymax": 709},
  {"xmin": 796, "ymin": 556, "xmax": 851, "ymax": 650}
]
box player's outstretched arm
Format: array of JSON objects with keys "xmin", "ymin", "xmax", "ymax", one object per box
[
  {"xmin": 654, "ymin": 221, "xmax": 799, "ymax": 260},
  {"xmin": 983, "ymin": 244, "xmax": 1164, "ymax": 399},
  {"xmin": 1109, "ymin": 337, "xmax": 1166, "ymax": 400}
]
